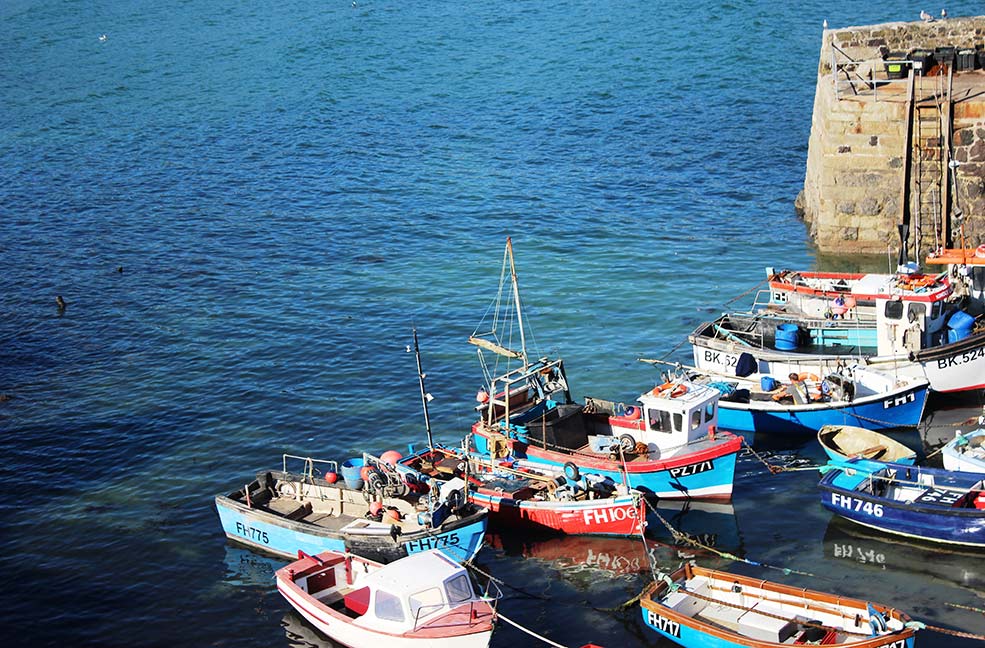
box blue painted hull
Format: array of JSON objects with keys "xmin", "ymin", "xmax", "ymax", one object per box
[
  {"xmin": 819, "ymin": 460, "xmax": 985, "ymax": 548},
  {"xmin": 471, "ymin": 430, "xmax": 741, "ymax": 500},
  {"xmin": 642, "ymin": 606, "xmax": 916, "ymax": 648},
  {"xmin": 717, "ymin": 382, "xmax": 928, "ymax": 434},
  {"xmin": 214, "ymin": 496, "xmax": 486, "ymax": 564}
]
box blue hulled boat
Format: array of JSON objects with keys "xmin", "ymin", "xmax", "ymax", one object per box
[
  {"xmin": 691, "ymin": 365, "xmax": 929, "ymax": 435},
  {"xmin": 466, "ymin": 239, "xmax": 742, "ymax": 500},
  {"xmin": 819, "ymin": 457, "xmax": 985, "ymax": 548},
  {"xmin": 640, "ymin": 562, "xmax": 917, "ymax": 647},
  {"xmin": 215, "ymin": 454, "xmax": 487, "ymax": 564}
]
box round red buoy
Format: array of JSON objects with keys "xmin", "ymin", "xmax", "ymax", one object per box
[
  {"xmin": 380, "ymin": 450, "xmax": 403, "ymax": 465},
  {"xmin": 476, "ymin": 389, "xmax": 489, "ymax": 403},
  {"xmin": 385, "ymin": 507, "xmax": 402, "ymax": 522},
  {"xmin": 369, "ymin": 501, "xmax": 383, "ymax": 516},
  {"xmin": 361, "ymin": 466, "xmax": 374, "ymax": 481},
  {"xmin": 324, "ymin": 471, "xmax": 338, "ymax": 484}
]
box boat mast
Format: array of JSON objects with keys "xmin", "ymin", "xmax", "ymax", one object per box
[
  {"xmin": 412, "ymin": 327, "xmax": 434, "ymax": 452},
  {"xmin": 505, "ymin": 237, "xmax": 528, "ymax": 366}
]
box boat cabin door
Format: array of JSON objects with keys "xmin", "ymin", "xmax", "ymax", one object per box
[{"xmin": 876, "ymin": 298, "xmax": 927, "ymax": 354}]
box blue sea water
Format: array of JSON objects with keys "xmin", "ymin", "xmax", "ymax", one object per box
[{"xmin": 3, "ymin": 0, "xmax": 985, "ymax": 646}]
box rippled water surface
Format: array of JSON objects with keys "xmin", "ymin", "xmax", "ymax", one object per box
[{"xmin": 3, "ymin": 1, "xmax": 985, "ymax": 646}]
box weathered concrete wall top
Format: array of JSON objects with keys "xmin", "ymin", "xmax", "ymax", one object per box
[{"xmin": 801, "ymin": 15, "xmax": 985, "ymax": 256}]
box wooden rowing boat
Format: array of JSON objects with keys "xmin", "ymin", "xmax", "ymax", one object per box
[{"xmin": 640, "ymin": 562, "xmax": 916, "ymax": 647}]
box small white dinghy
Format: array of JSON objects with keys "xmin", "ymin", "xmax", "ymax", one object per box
[
  {"xmin": 276, "ymin": 549, "xmax": 501, "ymax": 648},
  {"xmin": 943, "ymin": 428, "xmax": 985, "ymax": 473},
  {"xmin": 817, "ymin": 425, "xmax": 917, "ymax": 465}
]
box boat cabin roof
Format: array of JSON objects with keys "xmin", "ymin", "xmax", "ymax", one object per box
[
  {"xmin": 636, "ymin": 382, "xmax": 719, "ymax": 412},
  {"xmin": 362, "ymin": 549, "xmax": 467, "ymax": 596}
]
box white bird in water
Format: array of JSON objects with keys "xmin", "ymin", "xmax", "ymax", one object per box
[
  {"xmin": 920, "ymin": 10, "xmax": 934, "ymax": 22},
  {"xmin": 98, "ymin": 34, "xmax": 107, "ymax": 42}
]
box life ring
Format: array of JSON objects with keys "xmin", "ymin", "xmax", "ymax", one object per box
[
  {"xmin": 670, "ymin": 384, "xmax": 688, "ymax": 398},
  {"xmin": 976, "ymin": 244, "xmax": 985, "ymax": 259},
  {"xmin": 797, "ymin": 372, "xmax": 819, "ymax": 383},
  {"xmin": 651, "ymin": 382, "xmax": 674, "ymax": 397},
  {"xmin": 277, "ymin": 482, "xmax": 296, "ymax": 498},
  {"xmin": 619, "ymin": 434, "xmax": 636, "ymax": 452},
  {"xmin": 563, "ymin": 461, "xmax": 580, "ymax": 481}
]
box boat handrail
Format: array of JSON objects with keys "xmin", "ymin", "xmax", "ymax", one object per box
[
  {"xmin": 409, "ymin": 578, "xmax": 503, "ymax": 632},
  {"xmin": 281, "ymin": 454, "xmax": 339, "ymax": 482}
]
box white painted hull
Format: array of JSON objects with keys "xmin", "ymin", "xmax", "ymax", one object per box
[
  {"xmin": 690, "ymin": 334, "xmax": 985, "ymax": 394},
  {"xmin": 278, "ymin": 582, "xmax": 494, "ymax": 648}
]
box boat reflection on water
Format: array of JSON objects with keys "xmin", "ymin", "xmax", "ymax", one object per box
[
  {"xmin": 222, "ymin": 545, "xmax": 283, "ymax": 588},
  {"xmin": 281, "ymin": 609, "xmax": 341, "ymax": 648},
  {"xmin": 647, "ymin": 499, "xmax": 743, "ymax": 555},
  {"xmin": 822, "ymin": 516, "xmax": 985, "ymax": 592}
]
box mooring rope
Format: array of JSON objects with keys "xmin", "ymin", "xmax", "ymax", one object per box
[
  {"xmin": 495, "ymin": 612, "xmax": 576, "ymax": 648},
  {"xmin": 643, "ymin": 498, "xmax": 817, "ymax": 578},
  {"xmin": 465, "ymin": 561, "xmax": 549, "ymax": 601}
]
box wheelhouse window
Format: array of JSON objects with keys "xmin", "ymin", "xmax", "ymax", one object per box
[
  {"xmin": 409, "ymin": 586, "xmax": 444, "ymax": 620},
  {"xmin": 884, "ymin": 300, "xmax": 904, "ymax": 320},
  {"xmin": 690, "ymin": 410, "xmax": 701, "ymax": 430},
  {"xmin": 906, "ymin": 303, "xmax": 926, "ymax": 323},
  {"xmin": 648, "ymin": 409, "xmax": 673, "ymax": 433},
  {"xmin": 445, "ymin": 573, "xmax": 474, "ymax": 605},
  {"xmin": 704, "ymin": 402, "xmax": 716, "ymax": 421},
  {"xmin": 375, "ymin": 589, "xmax": 405, "ymax": 622},
  {"xmin": 931, "ymin": 301, "xmax": 942, "ymax": 320}
]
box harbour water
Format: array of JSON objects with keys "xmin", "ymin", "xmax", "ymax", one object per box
[{"xmin": 3, "ymin": 1, "xmax": 985, "ymax": 646}]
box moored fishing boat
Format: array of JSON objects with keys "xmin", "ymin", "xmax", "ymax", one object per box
[
  {"xmin": 681, "ymin": 365, "xmax": 928, "ymax": 435},
  {"xmin": 764, "ymin": 267, "xmax": 950, "ymax": 321},
  {"xmin": 818, "ymin": 424, "xmax": 918, "ymax": 464},
  {"xmin": 942, "ymin": 427, "xmax": 985, "ymax": 473},
  {"xmin": 819, "ymin": 457, "xmax": 985, "ymax": 548},
  {"xmin": 398, "ymin": 443, "xmax": 646, "ymax": 537},
  {"xmin": 275, "ymin": 549, "xmax": 501, "ymax": 648},
  {"xmin": 214, "ymin": 453, "xmax": 488, "ymax": 563},
  {"xmin": 467, "ymin": 239, "xmax": 742, "ymax": 500},
  {"xmin": 689, "ymin": 298, "xmax": 985, "ymax": 393},
  {"xmin": 640, "ymin": 562, "xmax": 917, "ymax": 647}
]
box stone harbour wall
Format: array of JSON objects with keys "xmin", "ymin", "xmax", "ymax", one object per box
[{"xmin": 799, "ymin": 16, "xmax": 985, "ymax": 255}]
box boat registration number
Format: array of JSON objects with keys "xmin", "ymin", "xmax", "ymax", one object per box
[
  {"xmin": 831, "ymin": 493, "xmax": 884, "ymax": 517},
  {"xmin": 404, "ymin": 532, "xmax": 460, "ymax": 553},
  {"xmin": 235, "ymin": 521, "xmax": 270, "ymax": 545},
  {"xmin": 646, "ymin": 610, "xmax": 681, "ymax": 637},
  {"xmin": 669, "ymin": 461, "xmax": 713, "ymax": 478},
  {"xmin": 936, "ymin": 345, "xmax": 985, "ymax": 369}
]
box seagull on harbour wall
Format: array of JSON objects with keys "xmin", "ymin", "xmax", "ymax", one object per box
[
  {"xmin": 920, "ymin": 10, "xmax": 935, "ymax": 22},
  {"xmin": 823, "ymin": 19, "xmax": 828, "ymax": 29},
  {"xmin": 941, "ymin": 8, "xmax": 947, "ymax": 19}
]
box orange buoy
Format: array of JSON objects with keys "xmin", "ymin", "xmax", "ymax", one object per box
[
  {"xmin": 476, "ymin": 389, "xmax": 490, "ymax": 403},
  {"xmin": 324, "ymin": 471, "xmax": 338, "ymax": 484},
  {"xmin": 380, "ymin": 450, "xmax": 403, "ymax": 465},
  {"xmin": 360, "ymin": 466, "xmax": 374, "ymax": 481},
  {"xmin": 385, "ymin": 507, "xmax": 402, "ymax": 522}
]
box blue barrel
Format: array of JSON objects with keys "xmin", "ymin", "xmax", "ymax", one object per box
[
  {"xmin": 948, "ymin": 327, "xmax": 972, "ymax": 344},
  {"xmin": 948, "ymin": 310, "xmax": 975, "ymax": 331},
  {"xmin": 775, "ymin": 323, "xmax": 800, "ymax": 351},
  {"xmin": 761, "ymin": 376, "xmax": 778, "ymax": 391},
  {"xmin": 340, "ymin": 458, "xmax": 365, "ymax": 490}
]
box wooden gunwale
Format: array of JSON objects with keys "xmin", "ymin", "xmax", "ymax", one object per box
[{"xmin": 641, "ymin": 564, "xmax": 914, "ymax": 648}]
